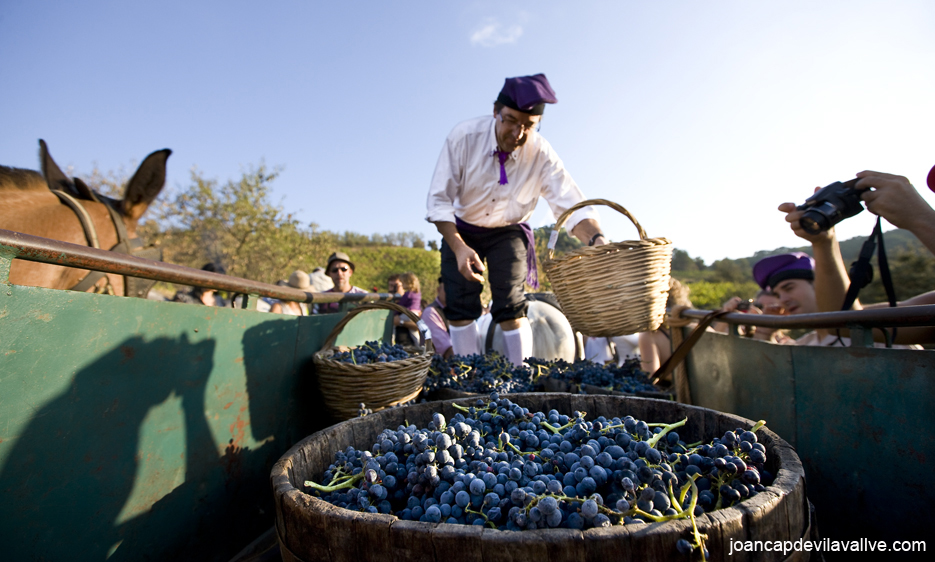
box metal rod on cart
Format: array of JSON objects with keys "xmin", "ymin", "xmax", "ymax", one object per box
[
  {"xmin": 0, "ymin": 228, "xmax": 393, "ymax": 305},
  {"xmin": 675, "ymin": 306, "xmax": 935, "ymax": 329}
]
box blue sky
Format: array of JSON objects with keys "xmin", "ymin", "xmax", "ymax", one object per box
[{"xmin": 3, "ymin": 1, "xmax": 934, "ymax": 263}]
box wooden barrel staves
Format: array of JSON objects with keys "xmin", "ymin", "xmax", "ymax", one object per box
[{"xmin": 271, "ymin": 394, "xmax": 810, "ymax": 562}]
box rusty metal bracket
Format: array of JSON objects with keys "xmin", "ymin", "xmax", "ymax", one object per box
[{"xmin": 846, "ymin": 323, "xmax": 874, "ymax": 347}]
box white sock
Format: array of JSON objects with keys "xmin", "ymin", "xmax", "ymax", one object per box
[
  {"xmin": 449, "ymin": 322, "xmax": 481, "ymax": 357},
  {"xmin": 502, "ymin": 323, "xmax": 533, "ymax": 366}
]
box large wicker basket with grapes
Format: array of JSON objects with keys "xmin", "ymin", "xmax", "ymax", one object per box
[
  {"xmin": 314, "ymin": 301, "xmax": 434, "ymax": 422},
  {"xmin": 272, "ymin": 394, "xmax": 812, "ymax": 562}
]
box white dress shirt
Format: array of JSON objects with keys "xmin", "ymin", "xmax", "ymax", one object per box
[{"xmin": 426, "ymin": 115, "xmax": 598, "ymax": 233}]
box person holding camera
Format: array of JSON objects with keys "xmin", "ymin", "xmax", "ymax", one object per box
[{"xmin": 779, "ymin": 168, "xmax": 935, "ymax": 345}]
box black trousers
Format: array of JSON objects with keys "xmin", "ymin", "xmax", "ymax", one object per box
[{"xmin": 441, "ymin": 225, "xmax": 529, "ymax": 323}]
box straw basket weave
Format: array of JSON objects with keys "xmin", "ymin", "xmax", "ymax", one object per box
[
  {"xmin": 542, "ymin": 199, "xmax": 672, "ymax": 336},
  {"xmin": 313, "ymin": 301, "xmax": 434, "ymax": 422}
]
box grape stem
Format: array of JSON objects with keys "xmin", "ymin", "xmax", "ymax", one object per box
[
  {"xmin": 464, "ymin": 506, "xmax": 497, "ymax": 528},
  {"xmin": 305, "ymin": 471, "xmax": 363, "ymax": 493},
  {"xmin": 645, "ymin": 417, "xmax": 687, "ymax": 448},
  {"xmin": 539, "ymin": 411, "xmax": 587, "ymax": 435}
]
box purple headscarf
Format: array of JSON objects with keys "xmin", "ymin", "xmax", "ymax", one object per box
[
  {"xmin": 753, "ymin": 252, "xmax": 815, "ymax": 290},
  {"xmin": 496, "ymin": 74, "xmax": 558, "ymax": 115}
]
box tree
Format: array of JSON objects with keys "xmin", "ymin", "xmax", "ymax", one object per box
[
  {"xmin": 709, "ymin": 259, "xmax": 750, "ymax": 283},
  {"xmin": 686, "ymin": 280, "xmax": 760, "ymax": 310},
  {"xmin": 859, "ymin": 247, "xmax": 935, "ymax": 304},
  {"xmin": 672, "ymin": 249, "xmax": 699, "ymax": 272},
  {"xmin": 140, "ymin": 165, "xmax": 331, "ymax": 284}
]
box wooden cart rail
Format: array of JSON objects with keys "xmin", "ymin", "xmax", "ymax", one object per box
[
  {"xmin": 0, "ymin": 228, "xmax": 394, "ymax": 306},
  {"xmin": 677, "ymin": 305, "xmax": 935, "ymax": 329}
]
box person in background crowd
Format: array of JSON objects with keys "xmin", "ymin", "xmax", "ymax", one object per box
[
  {"xmin": 172, "ymin": 262, "xmax": 226, "ymax": 306},
  {"xmin": 638, "ymin": 278, "xmax": 694, "ymax": 373},
  {"xmin": 387, "ymin": 273, "xmax": 403, "ymax": 297},
  {"xmin": 752, "ymin": 252, "xmax": 829, "ymax": 345},
  {"xmin": 717, "ymin": 289, "xmax": 794, "ymax": 344},
  {"xmin": 394, "ymin": 272, "xmax": 422, "ymax": 345},
  {"xmin": 778, "ymin": 168, "xmax": 935, "ymax": 345},
  {"xmin": 270, "ymin": 270, "xmax": 310, "ymax": 316},
  {"xmin": 316, "ymin": 252, "xmax": 366, "ymax": 314},
  {"xmin": 423, "ymin": 276, "xmax": 452, "ymax": 358},
  {"xmin": 752, "ymin": 253, "xmax": 920, "ymax": 348},
  {"xmin": 426, "ymin": 73, "xmax": 606, "ymax": 367}
]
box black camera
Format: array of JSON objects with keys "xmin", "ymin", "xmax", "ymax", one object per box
[{"xmin": 795, "ymin": 178, "xmax": 867, "ymax": 235}]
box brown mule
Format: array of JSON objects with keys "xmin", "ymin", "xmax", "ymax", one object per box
[{"xmin": 0, "ymin": 140, "xmax": 171, "ymax": 296}]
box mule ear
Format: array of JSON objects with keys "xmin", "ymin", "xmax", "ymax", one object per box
[
  {"xmin": 122, "ymin": 148, "xmax": 171, "ymax": 221},
  {"xmin": 72, "ymin": 177, "xmax": 100, "ymax": 202},
  {"xmin": 39, "ymin": 139, "xmax": 78, "ymax": 196}
]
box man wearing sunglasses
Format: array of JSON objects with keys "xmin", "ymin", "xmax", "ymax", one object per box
[
  {"xmin": 316, "ymin": 251, "xmax": 366, "ymax": 314},
  {"xmin": 426, "ymin": 74, "xmax": 605, "ymax": 366}
]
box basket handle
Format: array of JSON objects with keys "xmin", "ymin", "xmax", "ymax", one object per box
[
  {"xmin": 548, "ymin": 198, "xmax": 648, "ymax": 259},
  {"xmin": 317, "ymin": 300, "xmax": 434, "ymax": 353}
]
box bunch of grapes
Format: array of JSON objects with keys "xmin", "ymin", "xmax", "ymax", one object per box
[
  {"xmin": 331, "ymin": 341, "xmax": 411, "ymax": 364},
  {"xmin": 423, "ymin": 354, "xmax": 658, "ymax": 397},
  {"xmin": 423, "ymin": 353, "xmax": 538, "ymax": 396},
  {"xmin": 527, "ymin": 356, "xmax": 657, "ymax": 394},
  {"xmin": 306, "ymin": 393, "xmax": 772, "ymax": 559}
]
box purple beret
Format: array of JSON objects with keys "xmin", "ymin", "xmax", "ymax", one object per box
[
  {"xmin": 497, "ymin": 74, "xmax": 558, "ymax": 115},
  {"xmin": 753, "ymin": 252, "xmax": 815, "ymax": 290},
  {"xmin": 927, "ymin": 163, "xmax": 935, "ymax": 193}
]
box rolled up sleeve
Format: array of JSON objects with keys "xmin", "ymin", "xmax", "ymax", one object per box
[{"xmin": 426, "ymin": 135, "xmax": 462, "ymax": 224}]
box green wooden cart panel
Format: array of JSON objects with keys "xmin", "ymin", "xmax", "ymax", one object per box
[
  {"xmin": 0, "ymin": 280, "xmax": 391, "ymax": 561},
  {"xmin": 684, "ymin": 331, "xmax": 935, "ymax": 543}
]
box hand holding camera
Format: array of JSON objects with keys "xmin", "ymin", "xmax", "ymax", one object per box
[
  {"xmin": 778, "ymin": 176, "xmax": 870, "ymax": 243},
  {"xmin": 855, "ymin": 170, "xmax": 935, "ymax": 233},
  {"xmin": 793, "ymin": 178, "xmax": 868, "ymax": 234},
  {"xmin": 781, "ymin": 169, "xmax": 935, "ymax": 254}
]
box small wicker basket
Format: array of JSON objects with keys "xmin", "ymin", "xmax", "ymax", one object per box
[
  {"xmin": 542, "ymin": 198, "xmax": 672, "ymax": 337},
  {"xmin": 313, "ymin": 301, "xmax": 434, "ymax": 422}
]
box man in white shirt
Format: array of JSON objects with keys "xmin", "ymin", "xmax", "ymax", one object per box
[{"xmin": 425, "ymin": 74, "xmax": 606, "ymax": 365}]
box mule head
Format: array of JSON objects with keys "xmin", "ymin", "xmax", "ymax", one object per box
[{"xmin": 39, "ymin": 139, "xmax": 171, "ymax": 224}]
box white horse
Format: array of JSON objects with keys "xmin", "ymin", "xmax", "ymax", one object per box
[
  {"xmin": 476, "ymin": 295, "xmax": 642, "ymax": 364},
  {"xmin": 475, "ymin": 296, "xmax": 578, "ymax": 362},
  {"xmin": 582, "ymin": 334, "xmax": 641, "ymax": 366}
]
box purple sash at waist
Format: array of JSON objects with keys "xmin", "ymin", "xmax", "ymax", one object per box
[{"xmin": 455, "ymin": 217, "xmax": 539, "ymax": 290}]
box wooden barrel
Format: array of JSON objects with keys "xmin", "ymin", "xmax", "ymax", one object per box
[{"xmin": 271, "ymin": 393, "xmax": 810, "ymax": 562}]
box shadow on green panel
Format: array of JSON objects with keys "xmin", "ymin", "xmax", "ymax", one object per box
[{"xmin": 0, "ymin": 318, "xmax": 330, "ymax": 561}]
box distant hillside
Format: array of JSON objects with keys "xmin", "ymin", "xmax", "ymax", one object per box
[
  {"xmin": 735, "ymin": 229, "xmax": 925, "ymax": 271},
  {"xmin": 671, "ymin": 229, "xmax": 933, "ymax": 307}
]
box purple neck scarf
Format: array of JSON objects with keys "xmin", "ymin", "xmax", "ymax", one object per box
[
  {"xmin": 455, "ymin": 217, "xmax": 539, "ymax": 290},
  {"xmin": 493, "ymin": 150, "xmax": 510, "ymax": 185}
]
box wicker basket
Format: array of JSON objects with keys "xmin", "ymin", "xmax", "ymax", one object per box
[
  {"xmin": 313, "ymin": 301, "xmax": 434, "ymax": 422},
  {"xmin": 542, "ymin": 198, "xmax": 672, "ymax": 336}
]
